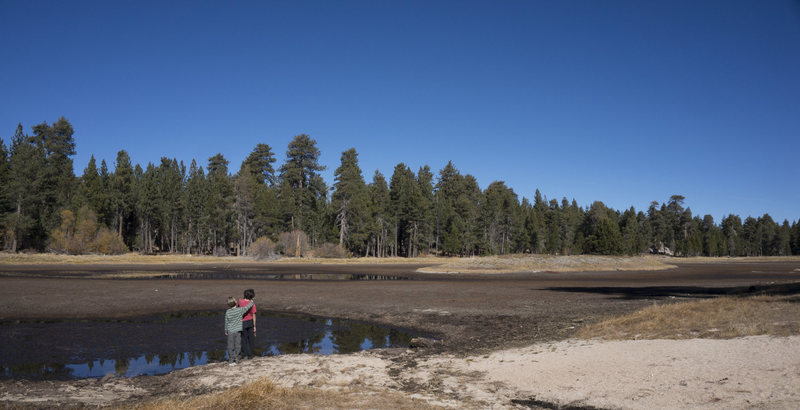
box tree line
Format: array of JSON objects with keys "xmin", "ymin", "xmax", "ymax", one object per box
[{"xmin": 2, "ymin": 117, "xmax": 799, "ymax": 257}]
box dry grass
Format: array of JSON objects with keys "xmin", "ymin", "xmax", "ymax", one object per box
[
  {"xmin": 576, "ymin": 295, "xmax": 800, "ymax": 340},
  {"xmin": 130, "ymin": 378, "xmax": 442, "ymax": 410},
  {"xmin": 4, "ymin": 252, "xmax": 796, "ymax": 273},
  {"xmin": 0, "ymin": 252, "xmax": 253, "ymax": 265},
  {"xmin": 676, "ymin": 256, "xmax": 800, "ymax": 263},
  {"xmin": 0, "ymin": 252, "xmax": 447, "ymax": 266},
  {"xmin": 0, "ymin": 253, "xmax": 679, "ymax": 275},
  {"xmin": 418, "ymin": 254, "xmax": 677, "ymax": 273}
]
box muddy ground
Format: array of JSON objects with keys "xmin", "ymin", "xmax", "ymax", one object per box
[{"xmin": 1, "ymin": 260, "xmax": 799, "ymax": 407}]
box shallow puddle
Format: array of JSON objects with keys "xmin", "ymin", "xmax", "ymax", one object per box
[
  {"xmin": 0, "ymin": 312, "xmax": 417, "ymax": 380},
  {"xmin": 145, "ymin": 272, "xmax": 409, "ymax": 280}
]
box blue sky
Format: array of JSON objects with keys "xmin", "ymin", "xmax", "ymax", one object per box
[{"xmin": 2, "ymin": 0, "xmax": 799, "ymax": 223}]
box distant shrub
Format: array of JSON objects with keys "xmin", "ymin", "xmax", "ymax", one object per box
[
  {"xmin": 248, "ymin": 237, "xmax": 276, "ymax": 260},
  {"xmin": 213, "ymin": 246, "xmax": 229, "ymax": 257},
  {"xmin": 49, "ymin": 207, "xmax": 128, "ymax": 255},
  {"xmin": 278, "ymin": 230, "xmax": 309, "ymax": 257},
  {"xmin": 311, "ymin": 242, "xmax": 350, "ymax": 258},
  {"xmin": 93, "ymin": 227, "xmax": 129, "ymax": 255}
]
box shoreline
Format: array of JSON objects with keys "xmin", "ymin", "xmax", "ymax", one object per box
[{"xmin": 3, "ymin": 335, "xmax": 798, "ymax": 409}]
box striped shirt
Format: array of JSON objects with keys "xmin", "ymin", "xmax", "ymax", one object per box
[{"xmin": 225, "ymin": 300, "xmax": 254, "ymax": 334}]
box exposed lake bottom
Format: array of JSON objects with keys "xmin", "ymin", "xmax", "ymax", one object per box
[{"xmin": 0, "ymin": 312, "xmax": 417, "ymax": 380}]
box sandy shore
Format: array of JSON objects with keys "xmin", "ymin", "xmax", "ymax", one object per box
[
  {"xmin": 4, "ymin": 335, "xmax": 798, "ymax": 409},
  {"xmin": 460, "ymin": 335, "xmax": 800, "ymax": 409}
]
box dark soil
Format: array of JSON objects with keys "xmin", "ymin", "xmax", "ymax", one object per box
[{"xmin": 1, "ymin": 260, "xmax": 799, "ymax": 407}]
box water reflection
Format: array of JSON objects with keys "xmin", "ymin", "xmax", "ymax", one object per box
[
  {"xmin": 140, "ymin": 272, "xmax": 409, "ymax": 280},
  {"xmin": 0, "ymin": 313, "xmax": 417, "ymax": 380}
]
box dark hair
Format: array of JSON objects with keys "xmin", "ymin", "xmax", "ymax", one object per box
[{"xmin": 244, "ymin": 288, "xmax": 255, "ymax": 299}]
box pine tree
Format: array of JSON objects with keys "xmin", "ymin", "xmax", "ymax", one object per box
[
  {"xmin": 700, "ymin": 215, "xmax": 724, "ymax": 257},
  {"xmin": 366, "ymin": 171, "xmax": 391, "ymax": 257},
  {"xmin": 111, "ymin": 150, "xmax": 135, "ymax": 244},
  {"xmin": 621, "ymin": 206, "xmax": 646, "ymax": 255},
  {"xmin": 243, "ymin": 143, "xmax": 277, "ymax": 186},
  {"xmin": 239, "ymin": 144, "xmax": 280, "ymax": 243},
  {"xmin": 183, "ymin": 159, "xmax": 207, "ymax": 254},
  {"xmin": 582, "ymin": 201, "xmax": 623, "ymax": 255},
  {"xmin": 0, "ymin": 136, "xmax": 8, "ymax": 250},
  {"xmin": 416, "ymin": 165, "xmax": 435, "ymax": 255},
  {"xmin": 98, "ymin": 159, "xmax": 113, "ymax": 228},
  {"xmin": 278, "ymin": 135, "xmax": 327, "ymax": 245},
  {"xmin": 544, "ymin": 198, "xmax": 562, "ymax": 253},
  {"xmin": 156, "ymin": 158, "xmax": 184, "ymax": 252},
  {"xmin": 233, "ymin": 168, "xmax": 256, "ymax": 256},
  {"xmin": 434, "ymin": 161, "xmax": 462, "ymax": 255},
  {"xmin": 776, "ymin": 220, "xmax": 792, "ymax": 256},
  {"xmin": 791, "ymin": 221, "xmax": 800, "ymax": 256},
  {"xmin": 757, "ymin": 214, "xmax": 778, "ymax": 256},
  {"xmin": 136, "ymin": 163, "xmax": 160, "ymax": 253},
  {"xmin": 5, "ymin": 124, "xmax": 46, "ymax": 251},
  {"xmin": 206, "ymin": 153, "xmax": 233, "ymax": 253},
  {"xmin": 459, "ymin": 175, "xmax": 483, "ymax": 255},
  {"xmin": 528, "ymin": 189, "xmax": 548, "ymax": 253},
  {"xmin": 331, "ymin": 148, "xmax": 368, "ymax": 254},
  {"xmin": 32, "ymin": 118, "xmax": 78, "ymax": 230},
  {"xmin": 721, "ymin": 214, "xmax": 743, "ymax": 256},
  {"xmin": 480, "ymin": 181, "xmax": 519, "ymax": 254},
  {"xmin": 389, "ymin": 163, "xmax": 427, "ymax": 257},
  {"xmin": 80, "ymin": 156, "xmax": 105, "ymax": 223},
  {"xmin": 742, "ymin": 216, "xmax": 759, "ymax": 256}
]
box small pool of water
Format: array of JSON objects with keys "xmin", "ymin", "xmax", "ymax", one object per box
[
  {"xmin": 0, "ymin": 312, "xmax": 418, "ymax": 380},
  {"xmin": 145, "ymin": 272, "xmax": 409, "ymax": 280}
]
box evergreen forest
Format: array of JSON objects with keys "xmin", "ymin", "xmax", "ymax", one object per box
[{"xmin": 2, "ymin": 118, "xmax": 799, "ymax": 258}]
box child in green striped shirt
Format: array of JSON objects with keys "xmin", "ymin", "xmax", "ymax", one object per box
[{"xmin": 225, "ymin": 296, "xmax": 254, "ymax": 365}]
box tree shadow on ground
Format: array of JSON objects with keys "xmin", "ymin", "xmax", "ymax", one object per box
[{"xmin": 543, "ymin": 282, "xmax": 800, "ymax": 300}]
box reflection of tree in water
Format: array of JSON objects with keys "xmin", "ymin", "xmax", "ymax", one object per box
[
  {"xmin": 364, "ymin": 325, "xmax": 390, "ymax": 348},
  {"xmin": 206, "ymin": 350, "xmax": 226, "ymax": 362},
  {"xmin": 278, "ymin": 330, "xmax": 325, "ymax": 354},
  {"xmin": 188, "ymin": 351, "xmax": 203, "ymax": 366},
  {"xmin": 144, "ymin": 352, "xmax": 156, "ymax": 364},
  {"xmin": 331, "ymin": 321, "xmax": 413, "ymax": 353},
  {"xmin": 387, "ymin": 328, "xmax": 413, "ymax": 347},
  {"xmin": 158, "ymin": 353, "xmax": 180, "ymax": 367},
  {"xmin": 331, "ymin": 327, "xmax": 366, "ymax": 353},
  {"xmin": 4, "ymin": 362, "xmax": 74, "ymax": 379},
  {"xmin": 114, "ymin": 357, "xmax": 130, "ymax": 375}
]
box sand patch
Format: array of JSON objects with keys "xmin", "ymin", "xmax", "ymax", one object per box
[{"xmin": 460, "ymin": 335, "xmax": 800, "ymax": 409}]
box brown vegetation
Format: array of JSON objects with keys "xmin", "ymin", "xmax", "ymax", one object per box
[
  {"xmin": 418, "ymin": 254, "xmax": 677, "ymax": 273},
  {"xmin": 576, "ymin": 295, "xmax": 800, "ymax": 340},
  {"xmin": 48, "ymin": 207, "xmax": 128, "ymax": 255},
  {"xmin": 247, "ymin": 236, "xmax": 277, "ymax": 260},
  {"xmin": 132, "ymin": 378, "xmax": 441, "ymax": 410},
  {"xmin": 278, "ymin": 230, "xmax": 310, "ymax": 257},
  {"xmin": 310, "ymin": 243, "xmax": 351, "ymax": 258}
]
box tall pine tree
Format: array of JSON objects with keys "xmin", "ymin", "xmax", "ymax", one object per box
[{"xmin": 332, "ymin": 148, "xmax": 368, "ymax": 254}]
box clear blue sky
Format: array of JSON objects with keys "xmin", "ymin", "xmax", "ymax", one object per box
[{"xmin": 2, "ymin": 0, "xmax": 798, "ymax": 223}]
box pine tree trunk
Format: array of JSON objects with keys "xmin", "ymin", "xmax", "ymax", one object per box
[
  {"xmin": 338, "ymin": 210, "xmax": 345, "ymax": 246},
  {"xmin": 12, "ymin": 201, "xmax": 21, "ymax": 253},
  {"xmin": 117, "ymin": 210, "xmax": 123, "ymax": 237}
]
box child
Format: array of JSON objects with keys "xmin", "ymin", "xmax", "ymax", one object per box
[
  {"xmin": 225, "ymin": 296, "xmax": 254, "ymax": 365},
  {"xmin": 239, "ymin": 288, "xmax": 257, "ymax": 360}
]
